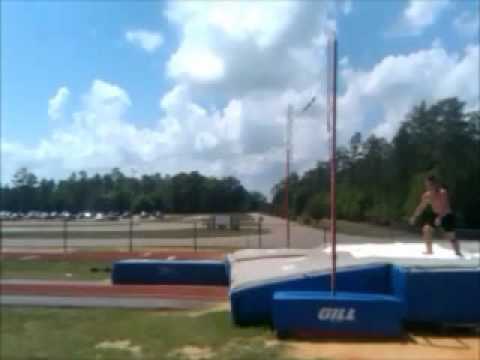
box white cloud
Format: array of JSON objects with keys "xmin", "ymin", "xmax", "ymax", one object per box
[
  {"xmin": 340, "ymin": 56, "xmax": 349, "ymax": 67},
  {"xmin": 166, "ymin": 1, "xmax": 298, "ymax": 49},
  {"xmin": 48, "ymin": 86, "xmax": 70, "ymax": 120},
  {"xmin": 167, "ymin": 47, "xmax": 225, "ymax": 83},
  {"xmin": 387, "ymin": 0, "xmax": 450, "ymax": 37},
  {"xmin": 341, "ymin": 0, "xmax": 352, "ymax": 15},
  {"xmin": 339, "ymin": 44, "xmax": 479, "ymax": 139},
  {"xmin": 125, "ymin": 29, "xmax": 163, "ymax": 53},
  {"xmin": 1, "ymin": 77, "xmax": 325, "ymax": 193},
  {"xmin": 453, "ymin": 11, "xmax": 479, "ymax": 38},
  {"xmin": 83, "ymin": 79, "xmax": 131, "ymax": 119},
  {"xmin": 404, "ymin": 0, "xmax": 450, "ymax": 33},
  {"xmin": 3, "ymin": 2, "xmax": 479, "ymax": 196},
  {"xmin": 165, "ymin": 1, "xmax": 330, "ymax": 96}
]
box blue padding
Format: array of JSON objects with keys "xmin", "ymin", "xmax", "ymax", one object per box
[
  {"xmin": 400, "ymin": 267, "xmax": 480, "ymax": 324},
  {"xmin": 273, "ymin": 291, "xmax": 404, "ymax": 337},
  {"xmin": 391, "ymin": 265, "xmax": 407, "ymax": 302},
  {"xmin": 230, "ymin": 264, "xmax": 391, "ymax": 326},
  {"xmin": 112, "ymin": 259, "xmax": 228, "ymax": 285}
]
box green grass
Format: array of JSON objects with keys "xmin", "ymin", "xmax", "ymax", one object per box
[
  {"xmin": 0, "ymin": 259, "xmax": 111, "ymax": 280},
  {"xmin": 0, "ymin": 307, "xmax": 314, "ymax": 360}
]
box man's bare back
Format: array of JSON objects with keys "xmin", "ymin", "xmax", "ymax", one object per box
[{"xmin": 422, "ymin": 188, "xmax": 451, "ymax": 218}]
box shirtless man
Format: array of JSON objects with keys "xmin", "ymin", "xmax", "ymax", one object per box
[{"xmin": 409, "ymin": 175, "xmax": 462, "ymax": 256}]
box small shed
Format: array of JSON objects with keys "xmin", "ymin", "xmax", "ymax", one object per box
[{"xmin": 206, "ymin": 214, "xmax": 241, "ymax": 230}]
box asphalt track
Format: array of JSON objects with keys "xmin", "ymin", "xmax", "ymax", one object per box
[
  {"xmin": 0, "ymin": 249, "xmax": 229, "ymax": 309},
  {"xmin": 0, "ymin": 295, "xmax": 219, "ymax": 309},
  {"xmin": 0, "ymin": 277, "xmax": 228, "ymax": 308}
]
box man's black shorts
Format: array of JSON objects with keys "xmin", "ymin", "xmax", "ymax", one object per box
[
  {"xmin": 440, "ymin": 213, "xmax": 456, "ymax": 232},
  {"xmin": 421, "ymin": 208, "xmax": 456, "ymax": 232}
]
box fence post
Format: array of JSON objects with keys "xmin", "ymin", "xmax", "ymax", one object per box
[
  {"xmin": 129, "ymin": 217, "xmax": 133, "ymax": 252},
  {"xmin": 193, "ymin": 221, "xmax": 198, "ymax": 252},
  {"xmin": 0, "ymin": 218, "xmax": 3, "ymax": 253},
  {"xmin": 63, "ymin": 219, "xmax": 68, "ymax": 253},
  {"xmin": 258, "ymin": 220, "xmax": 262, "ymax": 248}
]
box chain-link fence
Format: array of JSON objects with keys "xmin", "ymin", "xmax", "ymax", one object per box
[
  {"xmin": 0, "ymin": 215, "xmax": 268, "ymax": 253},
  {"xmin": 3, "ymin": 214, "xmax": 474, "ymax": 254}
]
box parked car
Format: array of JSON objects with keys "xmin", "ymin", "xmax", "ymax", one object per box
[
  {"xmin": 95, "ymin": 212, "xmax": 105, "ymax": 221},
  {"xmin": 106, "ymin": 212, "xmax": 119, "ymax": 221},
  {"xmin": 9, "ymin": 212, "xmax": 21, "ymax": 220},
  {"xmin": 25, "ymin": 211, "xmax": 38, "ymax": 220},
  {"xmin": 81, "ymin": 211, "xmax": 93, "ymax": 220}
]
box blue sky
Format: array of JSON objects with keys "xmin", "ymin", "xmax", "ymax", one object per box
[
  {"xmin": 2, "ymin": 1, "xmax": 176, "ymax": 143},
  {"xmin": 1, "ymin": 0, "xmax": 479, "ymax": 193},
  {"xmin": 338, "ymin": 1, "xmax": 473, "ymax": 66}
]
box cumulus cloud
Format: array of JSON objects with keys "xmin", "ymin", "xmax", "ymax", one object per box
[
  {"xmin": 404, "ymin": 0, "xmax": 450, "ymax": 33},
  {"xmin": 339, "ymin": 44, "xmax": 479, "ymax": 139},
  {"xmin": 165, "ymin": 1, "xmax": 331, "ymax": 97},
  {"xmin": 387, "ymin": 0, "xmax": 450, "ymax": 37},
  {"xmin": 48, "ymin": 86, "xmax": 70, "ymax": 120},
  {"xmin": 3, "ymin": 2, "xmax": 479, "ymax": 195},
  {"xmin": 341, "ymin": 0, "xmax": 352, "ymax": 15},
  {"xmin": 125, "ymin": 29, "xmax": 163, "ymax": 53},
  {"xmin": 453, "ymin": 11, "xmax": 479, "ymax": 38},
  {"xmin": 340, "ymin": 56, "xmax": 349, "ymax": 67},
  {"xmin": 2, "ymin": 77, "xmax": 325, "ymax": 193}
]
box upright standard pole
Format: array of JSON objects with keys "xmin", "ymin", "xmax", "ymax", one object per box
[
  {"xmin": 258, "ymin": 218, "xmax": 262, "ymax": 249},
  {"xmin": 285, "ymin": 105, "xmax": 293, "ymax": 248},
  {"xmin": 0, "ymin": 218, "xmax": 3, "ymax": 254},
  {"xmin": 329, "ymin": 34, "xmax": 338, "ymax": 295}
]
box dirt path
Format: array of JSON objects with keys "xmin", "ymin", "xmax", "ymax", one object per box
[{"xmin": 286, "ymin": 334, "xmax": 480, "ymax": 360}]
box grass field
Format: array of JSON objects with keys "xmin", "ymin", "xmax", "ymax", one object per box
[
  {"xmin": 2, "ymin": 306, "xmax": 477, "ymax": 360},
  {"xmin": 0, "ymin": 259, "xmax": 111, "ymax": 280},
  {"xmin": 0, "ymin": 307, "xmax": 317, "ymax": 360}
]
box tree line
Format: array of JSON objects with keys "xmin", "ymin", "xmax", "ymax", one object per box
[
  {"xmin": 1, "ymin": 168, "xmax": 268, "ymax": 214},
  {"xmin": 271, "ymin": 97, "xmax": 480, "ymax": 228}
]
